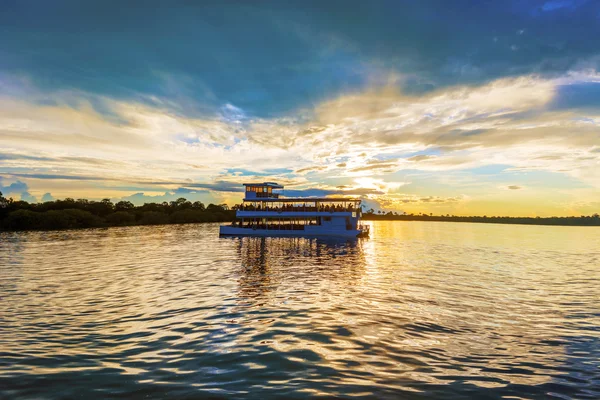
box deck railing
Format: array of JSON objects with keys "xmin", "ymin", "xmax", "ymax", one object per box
[
  {"xmin": 254, "ymin": 192, "xmax": 279, "ymax": 198},
  {"xmin": 239, "ymin": 204, "xmax": 357, "ymax": 213}
]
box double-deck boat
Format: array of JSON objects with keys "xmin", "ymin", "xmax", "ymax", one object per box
[{"xmin": 219, "ymin": 182, "xmax": 370, "ymax": 238}]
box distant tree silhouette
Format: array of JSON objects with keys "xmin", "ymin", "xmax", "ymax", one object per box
[
  {"xmin": 0, "ymin": 195, "xmax": 235, "ymax": 231},
  {"xmin": 1, "ymin": 194, "xmax": 597, "ymax": 231},
  {"xmin": 139, "ymin": 211, "xmax": 170, "ymax": 225},
  {"xmin": 106, "ymin": 211, "xmax": 136, "ymax": 226},
  {"xmin": 0, "ymin": 191, "xmax": 9, "ymax": 209},
  {"xmin": 171, "ymin": 198, "xmax": 192, "ymax": 211},
  {"xmin": 360, "ymin": 210, "xmax": 600, "ymax": 227},
  {"xmin": 192, "ymin": 201, "xmax": 206, "ymax": 211},
  {"xmin": 115, "ymin": 201, "xmax": 134, "ymax": 212},
  {"xmin": 206, "ymin": 203, "xmax": 225, "ymax": 212}
]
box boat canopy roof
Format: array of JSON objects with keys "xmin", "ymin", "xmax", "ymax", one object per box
[
  {"xmin": 243, "ymin": 197, "xmax": 361, "ymax": 203},
  {"xmin": 243, "ymin": 182, "xmax": 284, "ymax": 189}
]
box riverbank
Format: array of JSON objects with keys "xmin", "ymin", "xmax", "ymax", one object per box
[
  {"xmin": 2, "ymin": 194, "xmax": 598, "ymax": 231},
  {"xmin": 0, "ymin": 197, "xmax": 235, "ymax": 232},
  {"xmin": 3, "ymin": 211, "xmax": 599, "ymax": 232},
  {"xmin": 362, "ymin": 213, "xmax": 600, "ymax": 226}
]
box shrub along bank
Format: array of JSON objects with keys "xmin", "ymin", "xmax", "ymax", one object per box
[{"xmin": 0, "ymin": 193, "xmax": 235, "ymax": 231}]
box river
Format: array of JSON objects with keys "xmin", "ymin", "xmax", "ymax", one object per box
[{"xmin": 1, "ymin": 221, "xmax": 599, "ymax": 399}]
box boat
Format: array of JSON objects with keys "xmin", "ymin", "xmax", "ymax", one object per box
[{"xmin": 219, "ymin": 182, "xmax": 370, "ymax": 238}]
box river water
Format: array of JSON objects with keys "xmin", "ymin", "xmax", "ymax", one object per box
[{"xmin": 1, "ymin": 221, "xmax": 599, "ymax": 399}]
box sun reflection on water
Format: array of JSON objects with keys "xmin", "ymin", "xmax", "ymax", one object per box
[{"xmin": 1, "ymin": 222, "xmax": 599, "ymax": 398}]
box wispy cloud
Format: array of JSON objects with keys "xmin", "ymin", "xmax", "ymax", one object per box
[{"xmin": 1, "ymin": 71, "xmax": 599, "ymax": 214}]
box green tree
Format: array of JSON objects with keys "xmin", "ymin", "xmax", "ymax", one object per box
[
  {"xmin": 192, "ymin": 201, "xmax": 205, "ymax": 210},
  {"xmin": 139, "ymin": 211, "xmax": 169, "ymax": 225},
  {"xmin": 206, "ymin": 203, "xmax": 224, "ymax": 212},
  {"xmin": 106, "ymin": 211, "xmax": 136, "ymax": 225},
  {"xmin": 170, "ymin": 198, "xmax": 192, "ymax": 211},
  {"xmin": 0, "ymin": 191, "xmax": 10, "ymax": 211},
  {"xmin": 115, "ymin": 201, "xmax": 134, "ymax": 212}
]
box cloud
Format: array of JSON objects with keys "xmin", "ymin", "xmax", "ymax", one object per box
[
  {"xmin": 2, "ymin": 74, "xmax": 598, "ymax": 192},
  {"xmin": 542, "ymin": 0, "xmax": 581, "ymax": 12},
  {"xmin": 407, "ymin": 155, "xmax": 436, "ymax": 162},
  {"xmin": 2, "ymin": 0, "xmax": 600, "ymax": 119},
  {"xmin": 304, "ymin": 74, "xmax": 600, "ymax": 186},
  {"xmin": 351, "ymin": 177, "xmax": 408, "ymax": 193},
  {"xmin": 0, "ymin": 152, "xmax": 56, "ymax": 162},
  {"xmin": 20, "ymin": 191, "xmax": 37, "ymax": 203},
  {"xmin": 282, "ymin": 187, "xmax": 384, "ymax": 198},
  {"xmin": 2, "ymin": 70, "xmax": 599, "ymax": 215},
  {"xmin": 507, "ymin": 185, "xmax": 523, "ymax": 190},
  {"xmin": 295, "ymin": 166, "xmax": 328, "ymax": 175},
  {"xmin": 184, "ymin": 181, "xmax": 246, "ymax": 193},
  {"xmin": 374, "ymin": 193, "xmax": 467, "ymax": 212},
  {"xmin": 0, "ymin": 179, "xmax": 29, "ymax": 194},
  {"xmin": 41, "ymin": 193, "xmax": 55, "ymax": 202},
  {"xmin": 4, "ymin": 173, "xmax": 109, "ymax": 181},
  {"xmin": 349, "ymin": 163, "xmax": 399, "ymax": 174},
  {"xmin": 119, "ymin": 189, "xmax": 220, "ymax": 206}
]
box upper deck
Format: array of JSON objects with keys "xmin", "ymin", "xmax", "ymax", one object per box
[
  {"xmin": 237, "ymin": 200, "xmax": 360, "ymax": 217},
  {"xmin": 238, "ymin": 182, "xmax": 362, "ymax": 217},
  {"xmin": 243, "ymin": 182, "xmax": 283, "ymax": 200}
]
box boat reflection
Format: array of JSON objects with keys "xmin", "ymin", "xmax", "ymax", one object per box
[{"xmin": 228, "ymin": 236, "xmax": 368, "ymax": 305}]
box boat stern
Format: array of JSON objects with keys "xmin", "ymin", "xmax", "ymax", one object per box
[{"xmin": 358, "ymin": 224, "xmax": 370, "ymax": 237}]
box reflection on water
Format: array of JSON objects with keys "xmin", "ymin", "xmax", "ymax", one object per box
[
  {"xmin": 1, "ymin": 221, "xmax": 599, "ymax": 399},
  {"xmin": 234, "ymin": 237, "xmax": 367, "ymax": 305}
]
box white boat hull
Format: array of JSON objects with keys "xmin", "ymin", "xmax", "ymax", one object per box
[{"xmin": 219, "ymin": 225, "xmax": 363, "ymax": 238}]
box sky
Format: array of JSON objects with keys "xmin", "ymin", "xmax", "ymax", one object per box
[{"xmin": 1, "ymin": 0, "xmax": 599, "ymax": 216}]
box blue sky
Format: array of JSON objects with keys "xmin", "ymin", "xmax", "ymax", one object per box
[{"xmin": 0, "ymin": 0, "xmax": 599, "ymax": 215}]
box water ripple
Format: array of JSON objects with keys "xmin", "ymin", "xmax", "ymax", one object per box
[{"xmin": 1, "ymin": 222, "xmax": 599, "ymax": 399}]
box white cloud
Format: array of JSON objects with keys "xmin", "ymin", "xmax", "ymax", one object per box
[{"xmin": 1, "ymin": 71, "xmax": 599, "ymax": 214}]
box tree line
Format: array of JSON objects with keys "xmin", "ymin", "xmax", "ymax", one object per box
[
  {"xmin": 362, "ymin": 210, "xmax": 600, "ymax": 226},
  {"xmin": 2, "ymin": 191, "xmax": 598, "ymax": 231},
  {"xmin": 0, "ymin": 192, "xmax": 235, "ymax": 231}
]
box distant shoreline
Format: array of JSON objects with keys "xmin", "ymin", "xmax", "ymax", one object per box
[
  {"xmin": 1, "ymin": 194, "xmax": 599, "ymax": 232},
  {"xmin": 362, "ymin": 213, "xmax": 600, "ymax": 227},
  {"xmin": 0, "ymin": 196, "xmax": 235, "ymax": 232},
  {"xmin": 2, "ymin": 215, "xmax": 598, "ymax": 233},
  {"xmin": 2, "ymin": 213, "xmax": 599, "ymax": 233},
  {"xmin": 0, "ymin": 218, "xmax": 233, "ymax": 233}
]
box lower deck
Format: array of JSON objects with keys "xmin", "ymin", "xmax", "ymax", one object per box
[
  {"xmin": 221, "ymin": 211, "xmax": 369, "ymax": 238},
  {"xmin": 219, "ymin": 224, "xmax": 366, "ymax": 238}
]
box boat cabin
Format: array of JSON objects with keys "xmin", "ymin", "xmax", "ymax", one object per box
[{"xmin": 243, "ymin": 182, "xmax": 283, "ymax": 200}]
